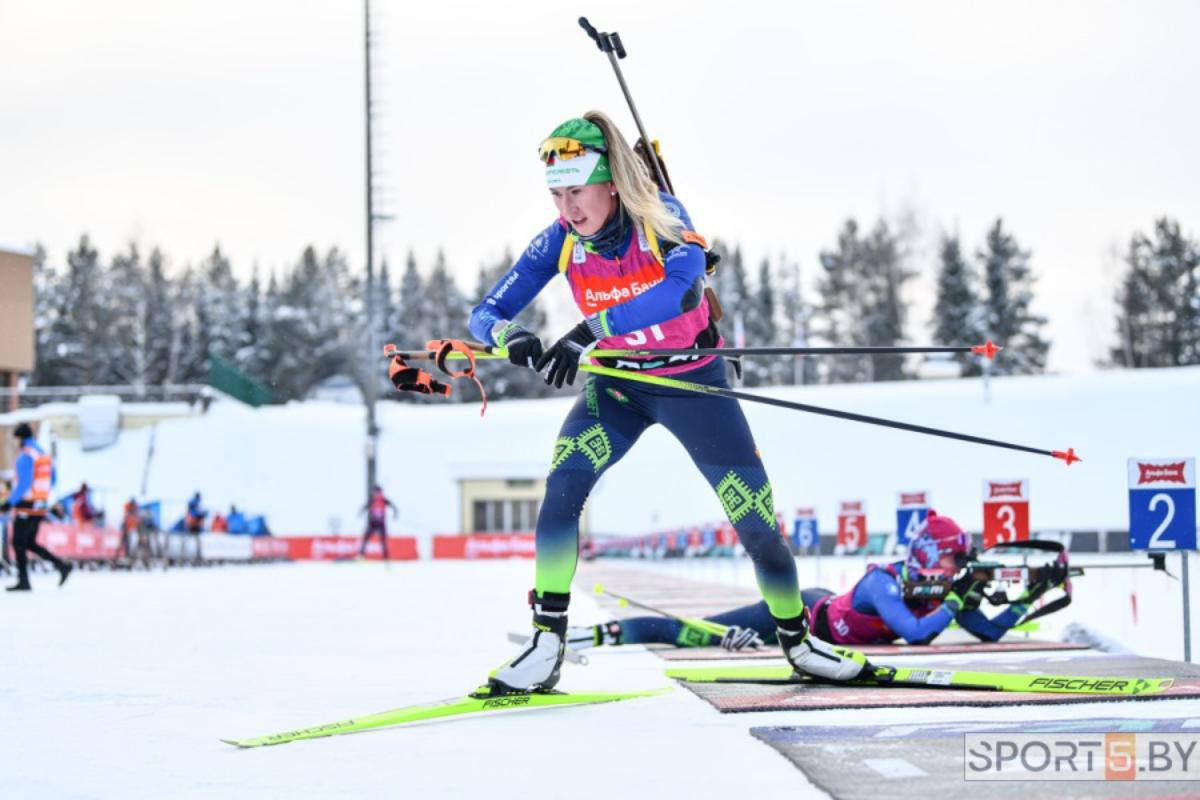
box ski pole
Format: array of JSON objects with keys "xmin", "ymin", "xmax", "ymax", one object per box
[
  {"xmin": 381, "ymin": 341, "xmax": 1079, "ymax": 464},
  {"xmin": 591, "ymin": 341, "xmax": 1001, "ymax": 360},
  {"xmin": 382, "ymin": 340, "xmax": 1000, "ymax": 361},
  {"xmin": 580, "ymin": 363, "xmax": 1081, "ymax": 466},
  {"xmin": 592, "ymin": 583, "xmax": 731, "ymax": 639},
  {"xmin": 577, "ymin": 17, "xmax": 673, "ymax": 194}
]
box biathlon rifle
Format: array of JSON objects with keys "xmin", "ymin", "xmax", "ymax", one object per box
[
  {"xmin": 967, "ymin": 541, "xmax": 1171, "ymax": 587},
  {"xmin": 578, "ymin": 17, "xmax": 672, "ymax": 195},
  {"xmin": 577, "ymin": 15, "xmax": 725, "ymax": 319}
]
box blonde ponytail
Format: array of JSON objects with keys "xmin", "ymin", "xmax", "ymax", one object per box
[{"xmin": 583, "ymin": 110, "xmax": 686, "ymax": 245}]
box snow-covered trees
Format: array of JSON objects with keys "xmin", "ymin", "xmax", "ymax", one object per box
[
  {"xmin": 1111, "ymin": 218, "xmax": 1200, "ymax": 368},
  {"xmin": 978, "ymin": 219, "xmax": 1050, "ymax": 375},
  {"xmin": 25, "ymin": 210, "xmax": 1071, "ymax": 402},
  {"xmin": 930, "ymin": 234, "xmax": 984, "ymax": 376},
  {"xmin": 813, "ymin": 219, "xmax": 915, "ymax": 383}
]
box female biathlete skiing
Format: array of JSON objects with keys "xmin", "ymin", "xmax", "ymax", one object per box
[
  {"xmin": 468, "ymin": 112, "xmax": 866, "ymax": 695},
  {"xmin": 566, "ymin": 512, "xmax": 1065, "ymax": 652}
]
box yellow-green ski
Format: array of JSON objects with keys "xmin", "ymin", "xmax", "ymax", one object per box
[
  {"xmin": 222, "ymin": 687, "xmax": 669, "ymax": 748},
  {"xmin": 665, "ymin": 665, "xmax": 1173, "ymax": 696}
]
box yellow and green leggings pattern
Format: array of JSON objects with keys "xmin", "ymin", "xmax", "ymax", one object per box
[{"xmin": 533, "ymin": 359, "xmax": 804, "ymax": 621}]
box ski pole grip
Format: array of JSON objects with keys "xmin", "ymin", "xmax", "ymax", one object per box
[{"xmin": 579, "ymin": 17, "xmax": 601, "ymax": 45}]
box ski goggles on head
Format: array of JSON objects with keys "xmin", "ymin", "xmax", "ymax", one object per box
[{"xmin": 538, "ymin": 136, "xmax": 607, "ymax": 164}]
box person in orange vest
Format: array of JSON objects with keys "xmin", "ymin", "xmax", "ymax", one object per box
[
  {"xmin": 1, "ymin": 423, "xmax": 72, "ymax": 590},
  {"xmin": 119, "ymin": 498, "xmax": 140, "ymax": 559},
  {"xmin": 359, "ymin": 485, "xmax": 397, "ymax": 560},
  {"xmin": 121, "ymin": 498, "xmax": 140, "ymax": 535},
  {"xmin": 72, "ymin": 482, "xmax": 96, "ymax": 525}
]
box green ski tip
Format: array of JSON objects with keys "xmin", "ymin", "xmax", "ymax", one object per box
[{"xmin": 223, "ymin": 686, "xmax": 670, "ymax": 748}]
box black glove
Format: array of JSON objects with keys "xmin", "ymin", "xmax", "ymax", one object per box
[
  {"xmin": 535, "ymin": 318, "xmax": 603, "ymax": 388},
  {"xmin": 720, "ymin": 625, "xmax": 764, "ymax": 651},
  {"xmin": 0, "ymin": 501, "xmax": 10, "ymax": 513},
  {"xmin": 1017, "ymin": 562, "xmax": 1069, "ymax": 604},
  {"xmin": 494, "ymin": 322, "xmax": 543, "ymax": 369},
  {"xmin": 945, "ymin": 570, "xmax": 986, "ymax": 614}
]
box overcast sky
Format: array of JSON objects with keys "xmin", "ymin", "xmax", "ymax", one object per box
[{"xmin": 2, "ymin": 0, "xmax": 1197, "ymax": 371}]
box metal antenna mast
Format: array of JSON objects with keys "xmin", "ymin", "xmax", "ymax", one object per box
[{"xmin": 363, "ymin": 0, "xmax": 379, "ymax": 505}]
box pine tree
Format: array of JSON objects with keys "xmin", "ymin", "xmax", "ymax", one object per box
[
  {"xmin": 979, "ymin": 219, "xmax": 1050, "ymax": 375},
  {"xmin": 312, "ymin": 247, "xmax": 360, "ymax": 397},
  {"xmin": 394, "ymin": 250, "xmax": 428, "ymax": 349},
  {"xmin": 741, "ymin": 257, "xmax": 777, "ymax": 386},
  {"xmin": 254, "ymin": 274, "xmax": 288, "ymax": 398},
  {"xmin": 31, "ymin": 244, "xmax": 69, "ymax": 386},
  {"xmin": 237, "ymin": 266, "xmax": 268, "ymax": 381},
  {"xmin": 710, "ymin": 240, "xmax": 749, "ymax": 349},
  {"xmin": 42, "ymin": 236, "xmax": 109, "ymax": 385},
  {"xmin": 930, "ymin": 234, "xmax": 984, "ymax": 376},
  {"xmin": 860, "ymin": 221, "xmax": 911, "ymax": 381},
  {"xmin": 144, "ymin": 248, "xmax": 174, "ymax": 385},
  {"xmin": 424, "ymin": 249, "xmax": 466, "ymax": 344},
  {"xmin": 779, "ymin": 256, "xmax": 817, "ymax": 385},
  {"xmin": 815, "ymin": 219, "xmax": 914, "ymax": 382},
  {"xmin": 167, "ymin": 266, "xmax": 204, "ymax": 383},
  {"xmin": 106, "ymin": 243, "xmax": 153, "ymax": 390},
  {"xmin": 1112, "ymin": 218, "xmax": 1200, "ymax": 367},
  {"xmin": 378, "ymin": 257, "xmax": 397, "ymax": 346},
  {"xmin": 815, "ymin": 220, "xmax": 868, "ymax": 383},
  {"xmin": 195, "ymin": 246, "xmax": 243, "ymax": 364},
  {"xmin": 422, "ymin": 250, "xmax": 470, "ymax": 402},
  {"xmin": 269, "ymin": 247, "xmax": 329, "ymax": 400}
]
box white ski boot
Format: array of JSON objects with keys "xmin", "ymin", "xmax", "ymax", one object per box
[
  {"xmin": 775, "ymin": 612, "xmax": 869, "ymax": 681},
  {"xmin": 487, "ymin": 591, "xmax": 570, "ymax": 695}
]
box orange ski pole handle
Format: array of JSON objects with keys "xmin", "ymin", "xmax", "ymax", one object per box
[
  {"xmin": 380, "ymin": 341, "xmax": 490, "ymax": 416},
  {"xmin": 426, "ymin": 339, "xmax": 489, "ymax": 416},
  {"xmin": 384, "ymin": 344, "xmax": 452, "ymax": 399}
]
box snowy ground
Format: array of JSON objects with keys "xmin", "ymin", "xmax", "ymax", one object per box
[{"xmin": 3, "ymin": 558, "xmax": 1198, "ymax": 799}]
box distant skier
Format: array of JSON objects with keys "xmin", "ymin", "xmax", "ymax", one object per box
[
  {"xmin": 1, "ymin": 423, "xmax": 72, "ymax": 590},
  {"xmin": 184, "ymin": 491, "xmax": 207, "ymax": 563},
  {"xmin": 565, "ymin": 512, "xmax": 1065, "ymax": 651},
  {"xmin": 359, "ymin": 486, "xmax": 397, "ymax": 560},
  {"xmin": 71, "ymin": 482, "xmax": 96, "ymax": 525},
  {"xmin": 469, "ymin": 112, "xmax": 865, "ymax": 694},
  {"xmin": 185, "ymin": 492, "xmax": 207, "ymax": 533}
]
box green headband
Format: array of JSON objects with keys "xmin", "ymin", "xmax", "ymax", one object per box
[{"xmin": 542, "ymin": 118, "xmax": 612, "ymax": 188}]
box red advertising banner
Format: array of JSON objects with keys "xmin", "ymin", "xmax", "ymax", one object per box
[
  {"xmin": 283, "ymin": 536, "xmax": 418, "ymax": 561},
  {"xmin": 38, "ymin": 523, "xmax": 123, "ymax": 559},
  {"xmin": 0, "ymin": 523, "xmax": 418, "ymax": 562},
  {"xmin": 433, "ymin": 533, "xmax": 536, "ymax": 559}
]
